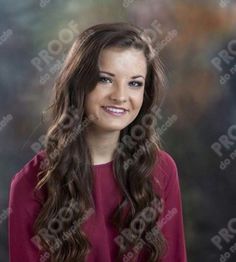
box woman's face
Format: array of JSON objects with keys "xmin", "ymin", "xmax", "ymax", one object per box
[{"xmin": 84, "ymin": 46, "xmax": 147, "ymax": 133}]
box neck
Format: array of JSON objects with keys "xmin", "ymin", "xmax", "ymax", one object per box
[{"xmin": 85, "ymin": 126, "xmax": 120, "ymax": 165}]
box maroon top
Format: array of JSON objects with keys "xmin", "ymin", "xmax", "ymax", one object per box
[{"xmin": 8, "ymin": 150, "xmax": 187, "ymax": 262}]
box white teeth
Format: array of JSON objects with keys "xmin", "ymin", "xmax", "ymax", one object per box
[{"xmin": 104, "ymin": 107, "xmax": 125, "ymax": 113}]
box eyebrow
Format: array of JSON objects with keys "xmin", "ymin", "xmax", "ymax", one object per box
[{"xmin": 99, "ymin": 70, "xmax": 145, "ymax": 80}]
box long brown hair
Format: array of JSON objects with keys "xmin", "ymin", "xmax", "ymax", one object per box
[{"xmin": 33, "ymin": 22, "xmax": 167, "ymax": 262}]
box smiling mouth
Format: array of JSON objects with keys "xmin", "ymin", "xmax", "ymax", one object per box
[{"xmin": 101, "ymin": 106, "xmax": 128, "ymax": 116}]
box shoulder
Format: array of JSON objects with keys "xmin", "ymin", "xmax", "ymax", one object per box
[
  {"xmin": 11, "ymin": 150, "xmax": 46, "ymax": 185},
  {"xmin": 9, "ymin": 150, "xmax": 47, "ymax": 202},
  {"xmin": 8, "ymin": 151, "xmax": 48, "ymax": 239},
  {"xmin": 152, "ymin": 149, "xmax": 179, "ymax": 194},
  {"xmin": 156, "ymin": 150, "xmax": 178, "ymax": 175}
]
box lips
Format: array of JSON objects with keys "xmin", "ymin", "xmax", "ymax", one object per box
[
  {"xmin": 102, "ymin": 106, "xmax": 128, "ymax": 112},
  {"xmin": 101, "ymin": 106, "xmax": 128, "ymax": 116}
]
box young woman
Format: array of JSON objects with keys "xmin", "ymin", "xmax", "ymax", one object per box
[{"xmin": 8, "ymin": 22, "xmax": 187, "ymax": 262}]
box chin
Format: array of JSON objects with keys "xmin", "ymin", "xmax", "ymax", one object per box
[
  {"xmin": 103, "ymin": 125, "xmax": 125, "ymax": 131},
  {"xmin": 96, "ymin": 123, "xmax": 126, "ymax": 131}
]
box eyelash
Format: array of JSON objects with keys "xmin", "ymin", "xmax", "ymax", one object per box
[{"xmin": 98, "ymin": 76, "xmax": 144, "ymax": 88}]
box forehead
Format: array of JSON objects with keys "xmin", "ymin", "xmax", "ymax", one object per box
[{"xmin": 98, "ymin": 47, "xmax": 147, "ymax": 76}]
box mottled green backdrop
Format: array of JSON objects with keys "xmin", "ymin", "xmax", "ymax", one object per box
[{"xmin": 1, "ymin": 0, "xmax": 236, "ymax": 261}]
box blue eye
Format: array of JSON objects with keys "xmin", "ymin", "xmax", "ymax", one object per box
[
  {"xmin": 98, "ymin": 76, "xmax": 112, "ymax": 83},
  {"xmin": 129, "ymin": 81, "xmax": 144, "ymax": 88}
]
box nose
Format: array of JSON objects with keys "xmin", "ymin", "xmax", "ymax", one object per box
[
  {"xmin": 111, "ymin": 97, "xmax": 127, "ymax": 103},
  {"xmin": 110, "ymin": 82, "xmax": 128, "ymax": 103}
]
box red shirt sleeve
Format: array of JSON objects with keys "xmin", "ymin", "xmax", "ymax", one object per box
[
  {"xmin": 157, "ymin": 151, "xmax": 188, "ymax": 262},
  {"xmin": 8, "ymin": 152, "xmax": 46, "ymax": 262}
]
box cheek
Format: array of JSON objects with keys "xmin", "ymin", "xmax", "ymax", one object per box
[
  {"xmin": 132, "ymin": 93, "xmax": 144, "ymax": 109},
  {"xmin": 85, "ymin": 89, "xmax": 97, "ymax": 106},
  {"xmin": 85, "ymin": 89, "xmax": 104, "ymax": 114},
  {"xmin": 86, "ymin": 86, "xmax": 106, "ymax": 103}
]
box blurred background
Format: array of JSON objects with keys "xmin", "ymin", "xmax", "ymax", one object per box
[{"xmin": 0, "ymin": 0, "xmax": 236, "ymax": 261}]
